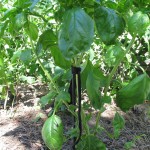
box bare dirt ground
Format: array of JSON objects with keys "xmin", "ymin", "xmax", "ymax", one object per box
[{"xmin": 0, "ymin": 83, "xmax": 150, "ymax": 150}]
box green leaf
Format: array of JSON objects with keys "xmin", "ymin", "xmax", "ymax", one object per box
[
  {"xmin": 42, "ymin": 115, "xmax": 64, "ymax": 150},
  {"xmin": 16, "ymin": 0, "xmax": 32, "ymax": 8},
  {"xmin": 39, "ymin": 91, "xmax": 57, "ymax": 107},
  {"xmin": 94, "ymin": 6, "xmax": 125, "ymax": 45},
  {"xmin": 11, "ymin": 50, "xmax": 22, "ymax": 63},
  {"xmin": 76, "ymin": 135, "xmax": 106, "ymax": 150},
  {"xmin": 66, "ymin": 127, "xmax": 79, "ymax": 139},
  {"xmin": 116, "ymin": 74, "xmax": 150, "ymax": 111},
  {"xmin": 14, "ymin": 12, "xmax": 27, "ymax": 29},
  {"xmin": 25, "ymin": 22, "xmax": 38, "ymax": 41},
  {"xmin": 86, "ymin": 71, "xmax": 101, "ymax": 109},
  {"xmin": 104, "ymin": 0, "xmax": 117, "ymax": 10},
  {"xmin": 144, "ymin": 25, "xmax": 150, "ymax": 44},
  {"xmin": 8, "ymin": 20, "xmax": 16, "ymax": 36},
  {"xmin": 58, "ymin": 7, "xmax": 94, "ymax": 60},
  {"xmin": 116, "ymin": 0, "xmax": 132, "ymax": 13},
  {"xmin": 81, "ymin": 60, "xmax": 107, "ymax": 89},
  {"xmin": 36, "ymin": 29, "xmax": 57, "ymax": 54},
  {"xmin": 105, "ymin": 45, "xmax": 124, "ymax": 66},
  {"xmin": 101, "ymin": 96, "xmax": 111, "ymax": 105},
  {"xmin": 2, "ymin": 8, "xmax": 17, "ymax": 21},
  {"xmin": 54, "ymin": 91, "xmax": 70, "ymax": 111},
  {"xmin": 128, "ymin": 11, "xmax": 150, "ymax": 37},
  {"xmin": 133, "ymin": 0, "xmax": 150, "ymax": 7},
  {"xmin": 81, "ymin": 60, "xmax": 93, "ymax": 89},
  {"xmin": 19, "ymin": 75, "xmax": 35, "ymax": 84},
  {"xmin": 93, "ymin": 66, "xmax": 108, "ymax": 87},
  {"xmin": 55, "ymin": 91, "xmax": 70, "ymax": 103},
  {"xmin": 124, "ymin": 141, "xmax": 135, "ymax": 150},
  {"xmin": 0, "ymin": 20, "xmax": 9, "ymax": 37},
  {"xmin": 36, "ymin": 30, "xmax": 71, "ymax": 69},
  {"xmin": 0, "ymin": 56, "xmax": 4, "ymax": 67},
  {"xmin": 112, "ymin": 112, "xmax": 125, "ymax": 139},
  {"xmin": 20, "ymin": 49, "xmax": 32, "ymax": 63}
]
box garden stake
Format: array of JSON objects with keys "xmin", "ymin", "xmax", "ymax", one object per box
[{"xmin": 69, "ymin": 66, "xmax": 82, "ymax": 150}]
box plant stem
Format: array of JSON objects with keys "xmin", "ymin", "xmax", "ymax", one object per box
[
  {"xmin": 104, "ymin": 37, "xmax": 136, "ymax": 96},
  {"xmin": 30, "ymin": 38, "xmax": 59, "ymax": 93},
  {"xmin": 81, "ymin": 109, "xmax": 90, "ymax": 135},
  {"xmin": 4, "ymin": 86, "xmax": 9, "ymax": 110},
  {"xmin": 29, "ymin": 12, "xmax": 48, "ymax": 22},
  {"xmin": 63, "ymin": 101, "xmax": 77, "ymax": 118},
  {"xmin": 94, "ymin": 111, "xmax": 101, "ymax": 135}
]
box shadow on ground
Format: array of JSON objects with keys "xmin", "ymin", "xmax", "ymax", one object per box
[{"xmin": 2, "ymin": 113, "xmax": 48, "ymax": 150}]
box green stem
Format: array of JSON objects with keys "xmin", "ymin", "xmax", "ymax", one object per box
[
  {"xmin": 30, "ymin": 38, "xmax": 59, "ymax": 93},
  {"xmin": 104, "ymin": 37, "xmax": 136, "ymax": 96},
  {"xmin": 4, "ymin": 86, "xmax": 9, "ymax": 110},
  {"xmin": 94, "ymin": 111, "xmax": 101, "ymax": 135},
  {"xmin": 148, "ymin": 41, "xmax": 150, "ymax": 56},
  {"xmin": 63, "ymin": 101, "xmax": 77, "ymax": 118},
  {"xmin": 29, "ymin": 12, "xmax": 47, "ymax": 22},
  {"xmin": 81, "ymin": 109, "xmax": 90, "ymax": 135}
]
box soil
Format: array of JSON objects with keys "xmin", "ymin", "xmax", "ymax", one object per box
[{"xmin": 0, "ymin": 83, "xmax": 150, "ymax": 150}]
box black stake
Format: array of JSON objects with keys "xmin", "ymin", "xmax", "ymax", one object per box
[
  {"xmin": 72, "ymin": 67, "xmax": 76, "ymax": 150},
  {"xmin": 69, "ymin": 66, "xmax": 82, "ymax": 150}
]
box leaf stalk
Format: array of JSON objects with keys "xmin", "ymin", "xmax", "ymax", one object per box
[
  {"xmin": 30, "ymin": 38, "xmax": 59, "ymax": 93},
  {"xmin": 104, "ymin": 37, "xmax": 136, "ymax": 96}
]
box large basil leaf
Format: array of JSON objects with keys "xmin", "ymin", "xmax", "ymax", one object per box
[
  {"xmin": 36, "ymin": 30, "xmax": 71, "ymax": 69},
  {"xmin": 94, "ymin": 6, "xmax": 125, "ymax": 45},
  {"xmin": 76, "ymin": 135, "xmax": 106, "ymax": 150},
  {"xmin": 58, "ymin": 8, "xmax": 94, "ymax": 60},
  {"xmin": 42, "ymin": 115, "xmax": 64, "ymax": 150},
  {"xmin": 116, "ymin": 74, "xmax": 150, "ymax": 111},
  {"xmin": 128, "ymin": 11, "xmax": 149, "ymax": 37}
]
